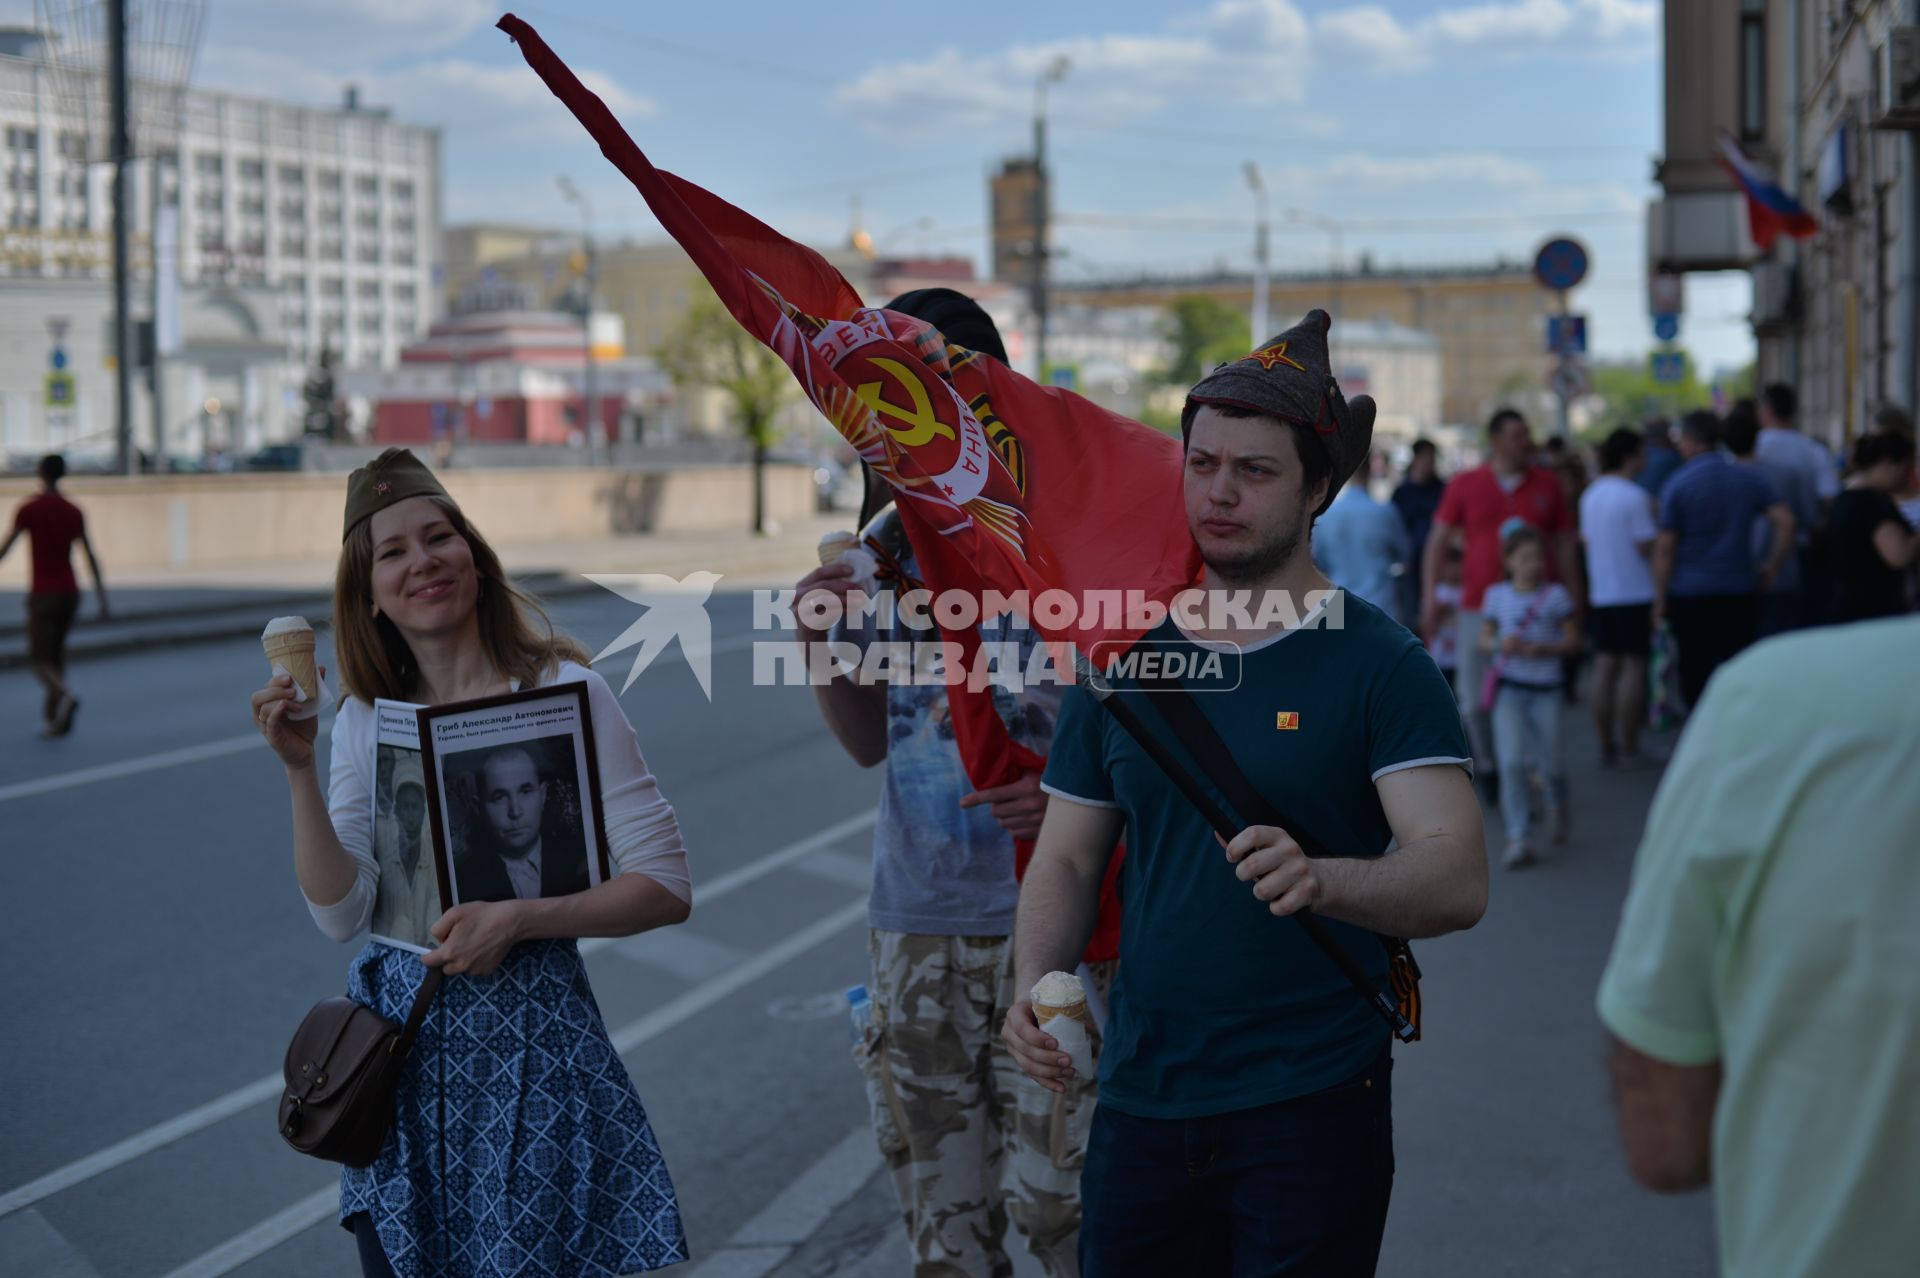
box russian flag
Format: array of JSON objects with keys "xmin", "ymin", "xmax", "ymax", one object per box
[{"xmin": 1717, "ymin": 133, "xmax": 1818, "ymax": 251}]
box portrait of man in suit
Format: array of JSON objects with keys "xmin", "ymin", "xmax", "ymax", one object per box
[{"xmin": 448, "ymin": 738, "xmax": 592, "ymax": 904}]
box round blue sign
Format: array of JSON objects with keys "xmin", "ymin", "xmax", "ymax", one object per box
[
  {"xmin": 1534, "ymin": 237, "xmax": 1590, "ymax": 293},
  {"xmin": 50, "ymin": 348, "xmax": 68, "ymax": 370},
  {"xmin": 1652, "ymin": 313, "xmax": 1679, "ymax": 342}
]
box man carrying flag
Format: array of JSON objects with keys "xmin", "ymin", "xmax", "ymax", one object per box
[{"xmin": 1003, "ymin": 313, "xmax": 1488, "ymax": 1276}]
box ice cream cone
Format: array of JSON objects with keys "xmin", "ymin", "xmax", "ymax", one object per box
[
  {"xmin": 262, "ymin": 617, "xmax": 319, "ymax": 701},
  {"xmin": 1032, "ymin": 999, "xmax": 1089, "ymax": 1027},
  {"xmin": 817, "ymin": 531, "xmax": 859, "ymax": 566}
]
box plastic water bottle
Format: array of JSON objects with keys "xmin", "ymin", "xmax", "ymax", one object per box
[{"xmin": 846, "ymin": 985, "xmax": 871, "ymax": 1043}]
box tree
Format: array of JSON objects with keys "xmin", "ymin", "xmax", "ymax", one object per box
[
  {"xmin": 301, "ymin": 342, "xmax": 343, "ymax": 440},
  {"xmin": 655, "ymin": 291, "xmax": 795, "ymax": 535},
  {"xmin": 1589, "ymin": 350, "xmax": 1713, "ymax": 428},
  {"xmin": 1160, "ymin": 294, "xmax": 1251, "ymax": 387}
]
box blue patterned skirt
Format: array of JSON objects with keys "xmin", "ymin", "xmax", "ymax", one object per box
[{"xmin": 338, "ymin": 939, "xmax": 688, "ymax": 1277}]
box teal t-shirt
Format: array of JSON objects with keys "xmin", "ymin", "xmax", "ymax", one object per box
[{"xmin": 1041, "ymin": 593, "xmax": 1470, "ymax": 1119}]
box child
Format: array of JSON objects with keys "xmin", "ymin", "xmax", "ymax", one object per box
[
  {"xmin": 1428, "ymin": 547, "xmax": 1463, "ymax": 688},
  {"xmin": 1479, "ymin": 521, "xmax": 1580, "ymax": 868}
]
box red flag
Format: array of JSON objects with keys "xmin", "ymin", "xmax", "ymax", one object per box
[{"xmin": 500, "ymin": 15, "xmax": 1200, "ymax": 960}]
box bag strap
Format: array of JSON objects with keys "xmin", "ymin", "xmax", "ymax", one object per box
[
  {"xmin": 390, "ymin": 967, "xmax": 443, "ymax": 1061},
  {"xmin": 1145, "ymin": 679, "xmax": 1423, "ymax": 1041}
]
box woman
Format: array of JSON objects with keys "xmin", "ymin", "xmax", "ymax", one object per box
[
  {"xmin": 251, "ymin": 449, "xmax": 692, "ymax": 1277},
  {"xmin": 1826, "ymin": 432, "xmax": 1919, "ymax": 623},
  {"xmin": 1479, "ymin": 521, "xmax": 1580, "ymax": 870}
]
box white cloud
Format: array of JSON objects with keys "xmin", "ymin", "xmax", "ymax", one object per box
[
  {"xmin": 1316, "ymin": 0, "xmax": 1656, "ymax": 71},
  {"xmin": 835, "ymin": 0, "xmax": 1313, "ymax": 134}
]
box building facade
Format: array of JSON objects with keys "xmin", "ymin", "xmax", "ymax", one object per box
[
  {"xmin": 0, "ymin": 29, "xmax": 441, "ymax": 459},
  {"xmin": 1653, "ymin": 0, "xmax": 1919, "ymax": 448}
]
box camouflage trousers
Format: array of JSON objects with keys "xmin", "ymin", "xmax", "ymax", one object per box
[{"xmin": 856, "ymin": 930, "xmax": 1113, "ymax": 1278}]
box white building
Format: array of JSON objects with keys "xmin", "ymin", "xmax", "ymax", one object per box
[
  {"xmin": 0, "ymin": 27, "xmax": 441, "ymax": 461},
  {"xmin": 1328, "ymin": 318, "xmax": 1444, "ymax": 449}
]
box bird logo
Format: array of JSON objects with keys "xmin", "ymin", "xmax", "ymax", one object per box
[{"xmin": 586, "ymin": 571, "xmax": 723, "ymax": 699}]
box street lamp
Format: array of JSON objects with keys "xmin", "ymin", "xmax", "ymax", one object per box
[
  {"xmin": 557, "ymin": 174, "xmax": 601, "ymax": 460},
  {"xmin": 1032, "ymin": 54, "xmax": 1069, "ymax": 376},
  {"xmin": 1286, "ymin": 207, "xmax": 1344, "ymax": 329},
  {"xmin": 1245, "ymin": 162, "xmax": 1270, "ymax": 344}
]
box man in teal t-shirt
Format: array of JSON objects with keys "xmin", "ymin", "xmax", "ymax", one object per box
[{"xmin": 1004, "ymin": 310, "xmax": 1488, "ymax": 1277}]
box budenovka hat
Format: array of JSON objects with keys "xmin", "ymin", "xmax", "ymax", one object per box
[
  {"xmin": 343, "ymin": 448, "xmax": 454, "ymax": 541},
  {"xmin": 1181, "ymin": 309, "xmax": 1376, "ymax": 515}
]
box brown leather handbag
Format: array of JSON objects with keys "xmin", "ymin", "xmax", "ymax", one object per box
[{"xmin": 278, "ymin": 968, "xmax": 442, "ymax": 1168}]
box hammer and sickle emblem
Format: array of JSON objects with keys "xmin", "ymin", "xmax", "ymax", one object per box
[{"xmin": 855, "ymin": 357, "xmax": 956, "ymax": 449}]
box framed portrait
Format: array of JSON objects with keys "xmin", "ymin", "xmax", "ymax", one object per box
[
  {"xmin": 368, "ymin": 698, "xmax": 442, "ymax": 953},
  {"xmin": 417, "ymin": 682, "xmax": 612, "ymax": 911}
]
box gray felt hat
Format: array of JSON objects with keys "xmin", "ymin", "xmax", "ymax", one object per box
[{"xmin": 1180, "ymin": 309, "xmax": 1376, "ymax": 514}]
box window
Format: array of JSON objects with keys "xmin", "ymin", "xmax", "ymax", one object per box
[
  {"xmin": 356, "ymin": 242, "xmax": 380, "ymax": 264},
  {"xmin": 356, "ymin": 279, "xmax": 380, "ymax": 300},
  {"xmin": 319, "ymin": 201, "xmax": 344, "ymax": 226},
  {"xmin": 317, "ymin": 169, "xmax": 342, "ymax": 192},
  {"xmin": 355, "ymin": 209, "xmax": 379, "ymax": 231},
  {"xmin": 241, "ymin": 195, "xmax": 266, "ymax": 216},
  {"xmin": 195, "ymin": 189, "xmax": 222, "ymax": 213},
  {"xmin": 280, "ymin": 235, "xmax": 307, "ymax": 257},
  {"xmin": 195, "ymin": 151, "xmax": 223, "ymax": 177},
  {"xmin": 239, "ymin": 158, "xmax": 265, "ymax": 180},
  {"xmin": 395, "ymin": 282, "xmax": 416, "ymax": 303},
  {"xmin": 391, "ymin": 179, "xmax": 414, "ymax": 201},
  {"xmin": 278, "ymin": 198, "xmax": 306, "ymax": 221},
  {"xmin": 393, "ymin": 247, "xmax": 415, "ymax": 267},
  {"xmin": 354, "ymin": 174, "xmax": 378, "ymax": 197},
  {"xmin": 393, "ymin": 215, "xmax": 415, "ymax": 236},
  {"xmin": 320, "ymin": 238, "xmax": 344, "ymax": 261},
  {"xmin": 320, "ymin": 276, "xmax": 345, "ymax": 297},
  {"xmin": 58, "ymin": 131, "xmax": 86, "ymax": 160},
  {"xmin": 6, "ymin": 127, "xmax": 39, "ymax": 151},
  {"xmin": 279, "ymin": 164, "xmax": 305, "ymax": 186},
  {"xmin": 1739, "ymin": 0, "xmax": 1766, "ymax": 143},
  {"xmin": 284, "ymin": 274, "xmax": 307, "ymax": 294}
]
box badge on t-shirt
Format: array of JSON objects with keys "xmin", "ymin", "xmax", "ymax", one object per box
[{"xmin": 1275, "ymin": 711, "xmax": 1300, "ymax": 730}]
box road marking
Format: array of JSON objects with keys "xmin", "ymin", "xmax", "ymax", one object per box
[
  {"xmin": 158, "ymin": 897, "xmax": 871, "ymax": 1278},
  {"xmin": 0, "ymin": 630, "xmax": 781, "ymax": 806},
  {"xmin": 683, "ymin": 1123, "xmax": 882, "ymax": 1278},
  {"xmin": 0, "ymin": 1207, "xmax": 107, "ymax": 1278},
  {"xmin": 0, "ymin": 809, "xmax": 876, "ymax": 1219}
]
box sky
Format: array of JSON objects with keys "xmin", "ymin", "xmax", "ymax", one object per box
[{"xmin": 9, "ymin": 0, "xmax": 1757, "ymax": 375}]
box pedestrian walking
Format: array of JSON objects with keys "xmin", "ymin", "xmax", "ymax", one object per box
[
  {"xmin": 249, "ymin": 448, "xmax": 693, "ymax": 1278},
  {"xmin": 1824, "ymin": 431, "xmax": 1918, "ymax": 622},
  {"xmin": 1, "ymin": 453, "xmax": 109, "ymax": 737},
  {"xmin": 1578, "ymin": 429, "xmax": 1658, "ymax": 767},
  {"xmin": 1428, "ymin": 547, "xmax": 1464, "ymax": 688},
  {"xmin": 1637, "ymin": 417, "xmax": 1681, "ymax": 498},
  {"xmin": 1314, "ymin": 453, "xmax": 1412, "ymax": 624},
  {"xmin": 1479, "ymin": 523, "xmax": 1580, "ymax": 868},
  {"xmin": 1006, "ymin": 311, "xmax": 1486, "ymax": 1277},
  {"xmin": 1390, "ymin": 438, "xmax": 1446, "ymax": 620},
  {"xmin": 793, "ymin": 289, "xmax": 1100, "ymax": 1278},
  {"xmin": 1755, "ymin": 382, "xmax": 1839, "ymax": 624},
  {"xmin": 1652, "ymin": 412, "xmax": 1794, "ymax": 710},
  {"xmin": 1598, "ymin": 614, "xmax": 1920, "ymax": 1278},
  {"xmin": 1421, "ymin": 408, "xmax": 1580, "ymax": 799}
]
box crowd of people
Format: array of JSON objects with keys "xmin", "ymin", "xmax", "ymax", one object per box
[{"xmin": 1310, "ymin": 385, "xmax": 1919, "ymax": 869}]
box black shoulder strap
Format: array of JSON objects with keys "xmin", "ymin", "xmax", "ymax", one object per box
[{"xmin": 1144, "ymin": 679, "xmax": 1424, "ymax": 1040}]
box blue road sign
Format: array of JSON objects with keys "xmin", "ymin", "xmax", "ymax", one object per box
[
  {"xmin": 1649, "ymin": 350, "xmax": 1686, "ymax": 384},
  {"xmin": 45, "ymin": 372, "xmax": 74, "ymax": 407},
  {"xmin": 1652, "ymin": 313, "xmax": 1679, "ymax": 342},
  {"xmin": 1546, "ymin": 315, "xmax": 1588, "ymax": 355},
  {"xmin": 1534, "ymin": 238, "xmax": 1590, "ymax": 292},
  {"xmin": 50, "ymin": 347, "xmax": 68, "ymax": 371}
]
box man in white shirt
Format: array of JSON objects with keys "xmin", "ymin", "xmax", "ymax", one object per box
[{"xmin": 1579, "ymin": 428, "xmax": 1658, "ymax": 767}]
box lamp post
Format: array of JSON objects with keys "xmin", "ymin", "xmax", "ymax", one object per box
[
  {"xmin": 1286, "ymin": 207, "xmax": 1344, "ymax": 329},
  {"xmin": 1245, "ymin": 162, "xmax": 1270, "ymax": 344},
  {"xmin": 557, "ymin": 175, "xmax": 600, "ymax": 459},
  {"xmin": 1031, "ymin": 55, "xmax": 1069, "ymax": 378}
]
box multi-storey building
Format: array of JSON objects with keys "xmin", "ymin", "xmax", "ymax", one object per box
[{"xmin": 0, "ymin": 27, "xmax": 441, "ymax": 459}]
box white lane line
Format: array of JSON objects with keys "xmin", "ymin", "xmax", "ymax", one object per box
[
  {"xmin": 684, "ymin": 1123, "xmax": 882, "ymax": 1278},
  {"xmin": 159, "ymin": 897, "xmax": 871, "ymax": 1278},
  {"xmin": 0, "ymin": 629, "xmax": 788, "ymax": 805},
  {"xmin": 0, "ymin": 809, "xmax": 876, "ymax": 1219}
]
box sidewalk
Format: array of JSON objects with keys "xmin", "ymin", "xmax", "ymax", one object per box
[{"xmin": 0, "ymin": 512, "xmax": 850, "ymax": 669}]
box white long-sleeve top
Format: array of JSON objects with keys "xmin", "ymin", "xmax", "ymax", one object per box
[{"xmin": 306, "ymin": 661, "xmax": 691, "ymax": 942}]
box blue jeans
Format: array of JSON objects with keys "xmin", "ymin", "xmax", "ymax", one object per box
[
  {"xmin": 1079, "ymin": 1050, "xmax": 1394, "ymax": 1277},
  {"xmin": 1493, "ymin": 682, "xmax": 1565, "ymax": 847}
]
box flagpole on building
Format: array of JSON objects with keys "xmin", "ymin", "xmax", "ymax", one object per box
[{"xmin": 109, "ymin": 0, "xmax": 135, "ymax": 474}]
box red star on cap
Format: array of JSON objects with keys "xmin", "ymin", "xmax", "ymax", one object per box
[
  {"xmin": 1244, "ymin": 341, "xmax": 1307, "ymax": 372},
  {"xmin": 375, "ymin": 479, "xmax": 392, "ymax": 496}
]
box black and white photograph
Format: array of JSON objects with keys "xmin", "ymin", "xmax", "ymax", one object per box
[
  {"xmin": 367, "ymin": 699, "xmax": 441, "ymax": 953},
  {"xmin": 419, "ymin": 683, "xmax": 611, "ymax": 908}
]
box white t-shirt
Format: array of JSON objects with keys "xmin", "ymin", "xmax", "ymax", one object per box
[
  {"xmin": 1580, "ymin": 474, "xmax": 1659, "ymax": 607},
  {"xmin": 1482, "ymin": 581, "xmax": 1574, "ymax": 688},
  {"xmin": 307, "ymin": 661, "xmax": 690, "ymax": 943}
]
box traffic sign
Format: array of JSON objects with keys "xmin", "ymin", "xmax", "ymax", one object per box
[
  {"xmin": 1649, "ymin": 271, "xmax": 1683, "ymax": 315},
  {"xmin": 46, "ymin": 316, "xmax": 69, "ymax": 344},
  {"xmin": 1649, "ymin": 350, "xmax": 1687, "ymax": 384},
  {"xmin": 1546, "ymin": 315, "xmax": 1588, "ymax": 355},
  {"xmin": 1534, "ymin": 237, "xmax": 1590, "ymax": 292},
  {"xmin": 1550, "ymin": 360, "xmax": 1591, "ymax": 401},
  {"xmin": 45, "ymin": 372, "xmax": 75, "ymax": 407},
  {"xmin": 50, "ymin": 347, "xmax": 68, "ymax": 371},
  {"xmin": 1652, "ymin": 313, "xmax": 1680, "ymax": 342}
]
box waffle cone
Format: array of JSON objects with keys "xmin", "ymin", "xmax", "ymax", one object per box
[
  {"xmin": 264, "ymin": 632, "xmax": 319, "ymax": 699},
  {"xmin": 818, "ymin": 534, "xmax": 859, "ymax": 566},
  {"xmin": 1033, "ymin": 1000, "xmax": 1089, "ymax": 1027}
]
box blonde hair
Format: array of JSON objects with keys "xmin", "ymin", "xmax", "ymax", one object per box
[{"xmin": 332, "ymin": 495, "xmax": 590, "ymax": 704}]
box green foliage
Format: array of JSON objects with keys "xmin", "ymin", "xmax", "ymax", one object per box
[
  {"xmin": 1160, "ymin": 295, "xmax": 1251, "ymax": 387},
  {"xmin": 1590, "ymin": 351, "xmax": 1712, "ymax": 425}
]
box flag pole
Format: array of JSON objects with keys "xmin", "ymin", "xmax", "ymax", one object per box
[{"xmin": 1072, "ymin": 652, "xmax": 1418, "ymax": 1043}]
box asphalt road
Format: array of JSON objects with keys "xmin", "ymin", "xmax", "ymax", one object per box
[{"xmin": 0, "ymin": 582, "xmax": 1716, "ymax": 1277}]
